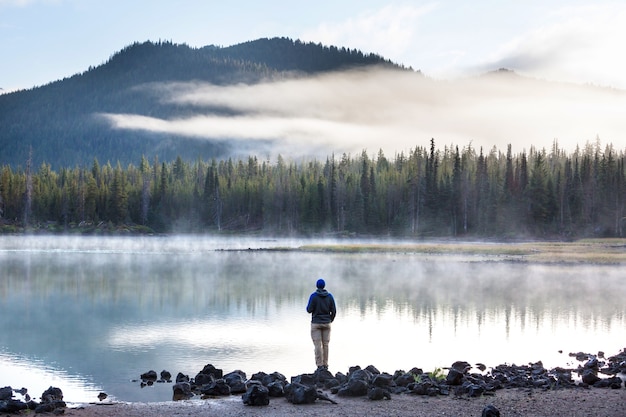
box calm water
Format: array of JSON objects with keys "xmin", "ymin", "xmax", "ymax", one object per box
[{"xmin": 0, "ymin": 235, "xmax": 624, "ymax": 403}]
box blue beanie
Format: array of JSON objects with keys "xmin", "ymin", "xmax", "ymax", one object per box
[{"xmin": 316, "ymin": 278, "xmax": 326, "ymax": 289}]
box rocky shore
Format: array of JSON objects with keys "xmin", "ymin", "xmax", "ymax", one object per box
[{"xmin": 2, "ymin": 349, "xmax": 624, "ymax": 416}]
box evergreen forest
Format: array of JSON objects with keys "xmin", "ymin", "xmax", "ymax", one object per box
[{"xmin": 1, "ymin": 139, "xmax": 624, "ymax": 238}]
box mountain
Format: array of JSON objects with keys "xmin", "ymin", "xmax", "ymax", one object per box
[{"xmin": 0, "ymin": 37, "xmax": 404, "ymax": 169}]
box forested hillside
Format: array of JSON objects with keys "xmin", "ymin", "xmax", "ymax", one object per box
[
  {"xmin": 0, "ymin": 38, "xmax": 400, "ymax": 169},
  {"xmin": 1, "ymin": 139, "xmax": 624, "ymax": 238}
]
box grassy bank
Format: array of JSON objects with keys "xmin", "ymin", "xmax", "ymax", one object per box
[{"xmin": 297, "ymin": 238, "xmax": 626, "ymax": 264}]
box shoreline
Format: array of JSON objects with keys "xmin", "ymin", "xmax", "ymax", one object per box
[
  {"xmin": 5, "ymin": 350, "xmax": 625, "ymax": 416},
  {"xmin": 70, "ymin": 388, "xmax": 626, "ymax": 417}
]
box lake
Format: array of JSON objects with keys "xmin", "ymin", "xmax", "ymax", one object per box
[{"xmin": 1, "ymin": 235, "xmax": 624, "ymax": 403}]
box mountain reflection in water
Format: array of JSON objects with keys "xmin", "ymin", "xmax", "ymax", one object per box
[{"xmin": 0, "ymin": 236, "xmax": 624, "ymax": 403}]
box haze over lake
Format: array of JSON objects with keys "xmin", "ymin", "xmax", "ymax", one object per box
[{"xmin": 1, "ymin": 235, "xmax": 624, "ymax": 403}]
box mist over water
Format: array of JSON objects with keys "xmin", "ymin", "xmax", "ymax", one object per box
[{"xmin": 1, "ymin": 235, "xmax": 624, "ymax": 403}]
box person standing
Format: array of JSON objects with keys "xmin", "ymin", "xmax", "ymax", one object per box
[{"xmin": 306, "ymin": 278, "xmax": 336, "ymax": 371}]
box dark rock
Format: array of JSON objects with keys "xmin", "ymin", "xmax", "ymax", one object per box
[
  {"xmin": 175, "ymin": 372, "xmax": 190, "ymax": 383},
  {"xmin": 290, "ymin": 374, "xmax": 317, "ymax": 386},
  {"xmin": 581, "ymin": 369, "xmax": 601, "ymax": 385},
  {"xmin": 194, "ymin": 372, "xmax": 215, "ymax": 386},
  {"xmin": 570, "ymin": 351, "xmax": 591, "ymax": 361},
  {"xmin": 450, "ymin": 361, "xmax": 471, "ymax": 373},
  {"xmin": 35, "ymin": 400, "xmax": 65, "ymax": 414},
  {"xmin": 553, "ymin": 368, "xmax": 574, "ymax": 386},
  {"xmin": 0, "ymin": 386, "xmax": 12, "ymax": 401},
  {"xmin": 334, "ymin": 372, "xmax": 348, "ymax": 385},
  {"xmin": 201, "ymin": 379, "xmax": 231, "ymax": 396},
  {"xmin": 445, "ymin": 368, "xmax": 464, "ymax": 386},
  {"xmin": 242, "ymin": 384, "xmax": 269, "ymax": 406},
  {"xmin": 224, "ymin": 371, "xmax": 247, "ymax": 394},
  {"xmin": 267, "ymin": 381, "xmax": 285, "ymax": 397},
  {"xmin": 348, "ymin": 368, "xmax": 373, "ymax": 384},
  {"xmin": 314, "ymin": 368, "xmax": 335, "ymax": 383},
  {"xmin": 140, "ymin": 370, "xmax": 158, "ymax": 381},
  {"xmin": 172, "ymin": 382, "xmax": 193, "ymax": 401},
  {"xmin": 285, "ymin": 383, "xmax": 317, "ymax": 404},
  {"xmin": 347, "ymin": 365, "xmax": 361, "ymax": 376},
  {"xmin": 250, "ymin": 371, "xmax": 268, "ymax": 383},
  {"xmin": 365, "ymin": 365, "xmax": 380, "ymax": 375},
  {"xmin": 468, "ymin": 384, "xmax": 485, "ymax": 397},
  {"xmin": 41, "ymin": 387, "xmax": 63, "ymax": 403},
  {"xmin": 530, "ymin": 361, "xmax": 546, "ymax": 375},
  {"xmin": 261, "ymin": 372, "xmax": 287, "ymax": 387},
  {"xmin": 482, "ymin": 404, "xmax": 500, "ymax": 417},
  {"xmin": 593, "ymin": 376, "xmax": 623, "ymax": 389},
  {"xmin": 408, "ymin": 367, "xmax": 424, "ymax": 376},
  {"xmin": 97, "ymin": 392, "xmax": 107, "ymax": 401},
  {"xmin": 584, "ymin": 357, "xmax": 603, "ymax": 371},
  {"xmin": 372, "ymin": 373, "xmax": 393, "ymax": 388},
  {"xmin": 337, "ymin": 378, "xmax": 369, "ymax": 397},
  {"xmin": 394, "ymin": 372, "xmax": 416, "ymax": 387},
  {"xmin": 160, "ymin": 370, "xmax": 172, "ymax": 382},
  {"xmin": 410, "ymin": 381, "xmax": 437, "ymax": 396},
  {"xmin": 324, "ymin": 378, "xmax": 341, "ymax": 390},
  {"xmin": 0, "ymin": 399, "xmax": 28, "ymax": 413},
  {"xmin": 199, "ymin": 364, "xmax": 223, "ymax": 379},
  {"xmin": 368, "ymin": 387, "xmax": 391, "ymax": 400}
]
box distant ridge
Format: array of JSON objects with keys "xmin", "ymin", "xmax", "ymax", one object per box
[{"xmin": 0, "ymin": 37, "xmax": 405, "ymax": 168}]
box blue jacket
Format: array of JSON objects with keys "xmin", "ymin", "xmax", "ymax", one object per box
[{"xmin": 306, "ymin": 289, "xmax": 336, "ymax": 323}]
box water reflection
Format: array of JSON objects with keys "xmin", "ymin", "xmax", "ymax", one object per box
[
  {"xmin": 0, "ymin": 236, "xmax": 624, "ymax": 402},
  {"xmin": 0, "ymin": 351, "xmax": 103, "ymax": 405}
]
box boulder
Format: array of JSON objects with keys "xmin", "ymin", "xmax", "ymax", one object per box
[
  {"xmin": 482, "ymin": 404, "xmax": 500, "ymax": 417},
  {"xmin": 267, "ymin": 381, "xmax": 285, "ymax": 397},
  {"xmin": 175, "ymin": 372, "xmax": 189, "ymax": 383},
  {"xmin": 394, "ymin": 372, "xmax": 416, "ymax": 387},
  {"xmin": 200, "ymin": 379, "xmax": 231, "ymax": 396},
  {"xmin": 41, "ymin": 386, "xmax": 63, "ymax": 403},
  {"xmin": 140, "ymin": 370, "xmax": 157, "ymax": 381},
  {"xmin": 172, "ymin": 382, "xmax": 193, "ymax": 401},
  {"xmin": 194, "ymin": 372, "xmax": 214, "ymax": 386},
  {"xmin": 0, "ymin": 386, "xmax": 12, "ymax": 401},
  {"xmin": 0, "ymin": 399, "xmax": 28, "ymax": 413},
  {"xmin": 223, "ymin": 371, "xmax": 247, "ymax": 394},
  {"xmin": 285, "ymin": 382, "xmax": 317, "ymax": 404},
  {"xmin": 593, "ymin": 376, "xmax": 623, "ymax": 389},
  {"xmin": 242, "ymin": 384, "xmax": 269, "ymax": 406},
  {"xmin": 581, "ymin": 369, "xmax": 601, "ymax": 385},
  {"xmin": 372, "ymin": 373, "xmax": 393, "ymax": 388},
  {"xmin": 445, "ymin": 368, "xmax": 464, "ymax": 386},
  {"xmin": 199, "ymin": 364, "xmax": 223, "ymax": 379},
  {"xmin": 368, "ymin": 387, "xmax": 391, "ymax": 400},
  {"xmin": 337, "ymin": 378, "xmax": 369, "ymax": 397}
]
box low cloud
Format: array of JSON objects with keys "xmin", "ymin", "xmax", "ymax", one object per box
[
  {"xmin": 102, "ymin": 67, "xmax": 626, "ymax": 159},
  {"xmin": 476, "ymin": 3, "xmax": 626, "ymax": 89}
]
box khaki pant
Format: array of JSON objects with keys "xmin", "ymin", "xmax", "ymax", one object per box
[{"xmin": 310, "ymin": 322, "xmax": 331, "ymax": 368}]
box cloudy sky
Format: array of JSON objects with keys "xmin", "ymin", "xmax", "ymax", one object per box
[
  {"xmin": 2, "ymin": 0, "xmax": 626, "ymax": 91},
  {"xmin": 2, "ymin": 0, "xmax": 626, "ymax": 155}
]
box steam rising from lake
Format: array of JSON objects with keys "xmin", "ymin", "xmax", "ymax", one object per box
[
  {"xmin": 101, "ymin": 67, "xmax": 626, "ymax": 157},
  {"xmin": 2, "ymin": 235, "xmax": 626, "ymax": 402}
]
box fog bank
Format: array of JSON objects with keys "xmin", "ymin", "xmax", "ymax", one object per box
[{"xmin": 102, "ymin": 68, "xmax": 626, "ymax": 158}]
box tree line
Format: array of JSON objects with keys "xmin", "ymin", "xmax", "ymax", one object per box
[{"xmin": 1, "ymin": 139, "xmax": 625, "ymax": 238}]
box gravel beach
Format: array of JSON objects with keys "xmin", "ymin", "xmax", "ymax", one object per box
[{"xmin": 68, "ymin": 388, "xmax": 626, "ymax": 417}]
